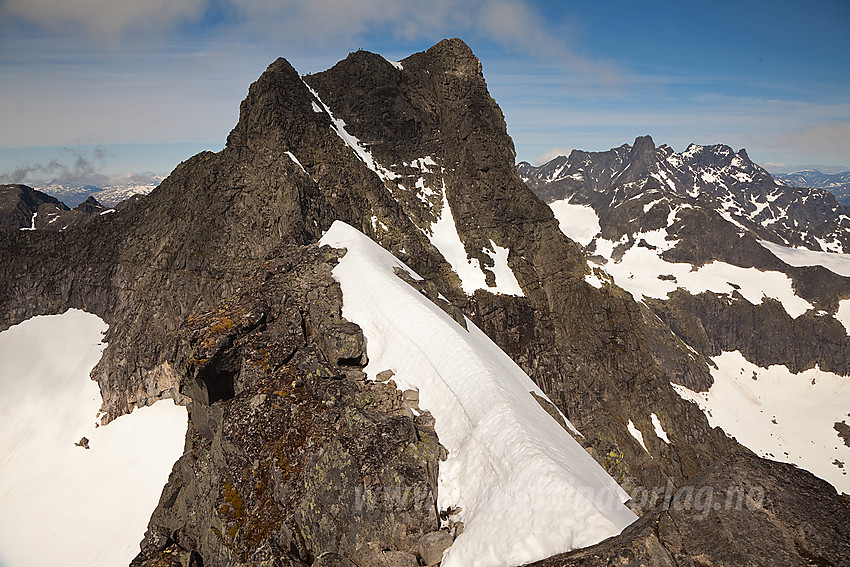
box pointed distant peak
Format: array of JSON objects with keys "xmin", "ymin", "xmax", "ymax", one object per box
[
  {"xmin": 242, "ymin": 56, "xmax": 303, "ymax": 101},
  {"xmin": 629, "ymin": 135, "xmax": 656, "ymax": 159},
  {"xmin": 262, "ymin": 57, "xmax": 300, "ymax": 80},
  {"xmin": 633, "ymin": 135, "xmax": 655, "ymax": 150}
]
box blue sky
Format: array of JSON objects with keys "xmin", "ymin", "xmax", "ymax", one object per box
[{"xmin": 1, "ymin": 0, "xmax": 848, "ymax": 186}]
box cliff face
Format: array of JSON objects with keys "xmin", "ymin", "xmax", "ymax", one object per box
[
  {"xmin": 2, "ymin": 39, "xmax": 848, "ymax": 566},
  {"xmin": 132, "ymin": 244, "xmax": 443, "ymax": 567}
]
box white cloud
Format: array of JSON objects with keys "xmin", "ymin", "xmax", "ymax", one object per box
[
  {"xmin": 532, "ymin": 147, "xmax": 572, "ymax": 165},
  {"xmin": 1, "ymin": 0, "xmax": 609, "ymax": 79}
]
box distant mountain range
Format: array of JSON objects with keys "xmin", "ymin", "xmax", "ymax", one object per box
[
  {"xmin": 520, "ymin": 134, "xmax": 850, "ymax": 494},
  {"xmin": 774, "ymin": 169, "xmax": 850, "ymax": 206},
  {"xmin": 520, "ymin": 137, "xmax": 850, "ymax": 254},
  {"xmin": 32, "ymin": 176, "xmax": 163, "ymax": 208}
]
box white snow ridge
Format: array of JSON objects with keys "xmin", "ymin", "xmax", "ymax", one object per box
[{"xmin": 320, "ymin": 221, "xmax": 636, "ymax": 567}]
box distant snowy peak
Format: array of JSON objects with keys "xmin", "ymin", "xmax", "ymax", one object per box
[
  {"xmin": 521, "ymin": 136, "xmax": 850, "ymax": 254},
  {"xmin": 37, "ymin": 176, "xmax": 163, "ymax": 208}
]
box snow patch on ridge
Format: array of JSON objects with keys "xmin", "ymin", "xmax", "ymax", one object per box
[
  {"xmin": 320, "ymin": 221, "xmax": 635, "ymax": 567},
  {"xmin": 627, "ymin": 420, "xmax": 649, "ymax": 453},
  {"xmin": 651, "ymin": 413, "xmax": 670, "ymax": 444},
  {"xmin": 837, "ymin": 299, "xmax": 850, "ymax": 335},
  {"xmin": 429, "ymin": 187, "xmax": 524, "ymax": 297},
  {"xmin": 303, "ymin": 80, "xmax": 400, "ymax": 184},
  {"xmin": 671, "ymin": 351, "xmax": 850, "ymax": 493},
  {"xmin": 591, "ymin": 231, "xmax": 814, "ymax": 318},
  {"xmin": 20, "ymin": 211, "xmax": 37, "ymax": 231},
  {"xmin": 0, "ymin": 310, "xmax": 188, "ymax": 567},
  {"xmin": 482, "ymin": 239, "xmax": 524, "ymax": 297},
  {"xmin": 285, "ymin": 151, "xmax": 308, "ymax": 175},
  {"xmin": 547, "ymin": 197, "xmax": 600, "ymax": 246}
]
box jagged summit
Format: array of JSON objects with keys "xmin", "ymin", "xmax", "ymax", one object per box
[{"xmin": 521, "ymin": 135, "xmax": 850, "ymax": 254}]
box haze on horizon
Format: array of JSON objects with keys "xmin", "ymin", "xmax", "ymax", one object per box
[{"xmin": 1, "ymin": 0, "xmax": 848, "ymax": 187}]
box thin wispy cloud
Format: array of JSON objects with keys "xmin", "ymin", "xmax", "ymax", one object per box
[
  {"xmin": 0, "ymin": 1, "xmax": 847, "ymax": 173},
  {"xmin": 0, "ymin": 0, "xmax": 206, "ymax": 38},
  {"xmin": 0, "ymin": 0, "xmax": 614, "ymax": 79},
  {"xmin": 532, "ymin": 147, "xmax": 572, "ymax": 165}
]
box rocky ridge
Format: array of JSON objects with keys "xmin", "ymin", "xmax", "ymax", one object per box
[
  {"xmin": 131, "ymin": 244, "xmax": 445, "ymax": 567},
  {"xmin": 1, "ymin": 39, "xmax": 848, "ymax": 565},
  {"xmin": 0, "ymin": 183, "xmax": 113, "ymax": 230}
]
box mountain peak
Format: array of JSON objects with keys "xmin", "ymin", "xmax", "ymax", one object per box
[
  {"xmin": 225, "ymin": 56, "xmax": 308, "ymax": 151},
  {"xmin": 632, "ymin": 135, "xmax": 655, "ymax": 152},
  {"xmin": 423, "ymin": 37, "xmax": 482, "ymax": 76}
]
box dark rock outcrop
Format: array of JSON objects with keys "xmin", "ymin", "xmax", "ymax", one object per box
[
  {"xmin": 0, "ymin": 183, "xmax": 65, "ymax": 229},
  {"xmin": 0, "ymin": 183, "xmax": 110, "ymax": 231},
  {"xmin": 131, "ymin": 244, "xmax": 444, "ymax": 567},
  {"xmin": 525, "ymin": 452, "xmax": 850, "ymax": 566}
]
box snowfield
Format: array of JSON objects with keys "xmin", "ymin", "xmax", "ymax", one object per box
[
  {"xmin": 429, "ymin": 188, "xmax": 524, "ymax": 297},
  {"xmin": 672, "ymin": 351, "xmax": 850, "ymax": 493},
  {"xmin": 0, "ymin": 310, "xmax": 187, "ymax": 567},
  {"xmin": 759, "ymin": 239, "xmax": 850, "ymax": 277},
  {"xmin": 320, "ymin": 221, "xmax": 635, "ymax": 567},
  {"xmin": 545, "ymin": 201, "xmax": 817, "ymax": 319}
]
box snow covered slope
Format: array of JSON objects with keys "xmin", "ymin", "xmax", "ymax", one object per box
[
  {"xmin": 759, "ymin": 239, "xmax": 850, "ymax": 278},
  {"xmin": 320, "ymin": 221, "xmax": 636, "ymax": 567},
  {"xmin": 0, "ymin": 310, "xmax": 187, "ymax": 567},
  {"xmin": 672, "ymin": 351, "xmax": 850, "ymax": 493}
]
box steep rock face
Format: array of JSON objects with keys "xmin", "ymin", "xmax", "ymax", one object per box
[
  {"xmin": 131, "ymin": 244, "xmax": 443, "ymax": 567},
  {"xmin": 0, "ymin": 143, "xmax": 330, "ymax": 418},
  {"xmin": 299, "ymin": 40, "xmax": 737, "ymax": 491},
  {"xmin": 647, "ymin": 289, "xmax": 850, "ymax": 375}
]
